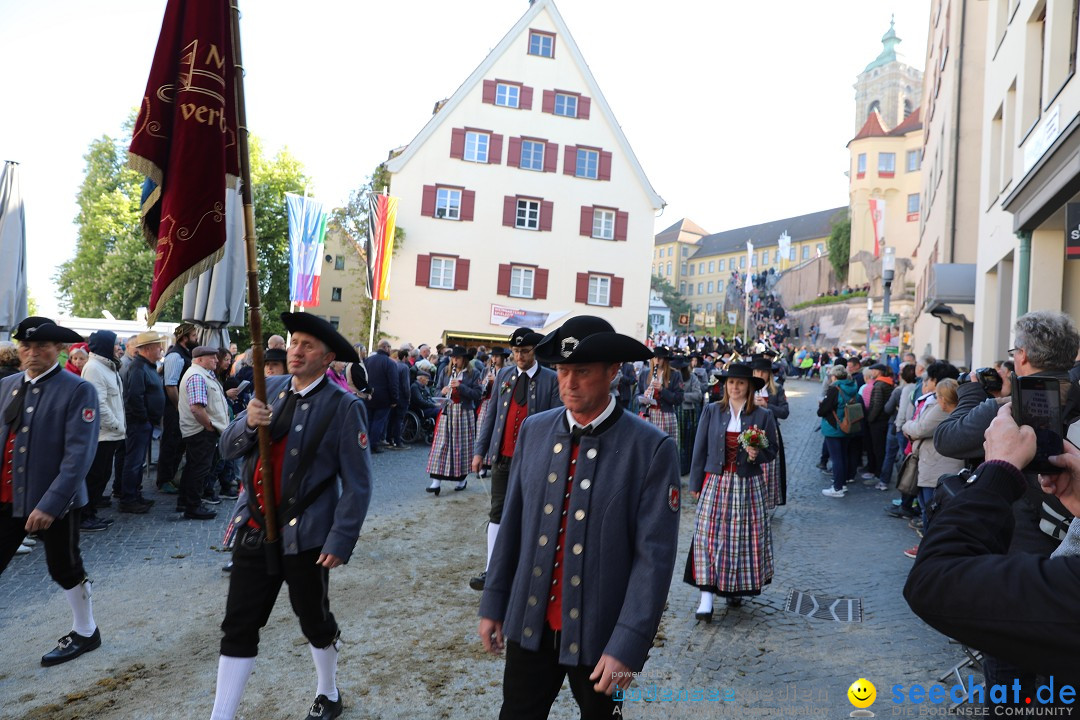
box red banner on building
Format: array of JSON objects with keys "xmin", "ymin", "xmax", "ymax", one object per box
[
  {"xmin": 869, "ymin": 198, "xmax": 885, "ymax": 259},
  {"xmin": 128, "ymin": 0, "xmax": 240, "ymax": 323}
]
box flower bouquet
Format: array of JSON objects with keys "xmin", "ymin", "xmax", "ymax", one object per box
[{"xmin": 737, "ymin": 426, "xmax": 769, "ymax": 451}]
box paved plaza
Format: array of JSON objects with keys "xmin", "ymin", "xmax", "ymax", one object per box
[{"xmin": 0, "ymin": 385, "xmax": 967, "ymax": 719}]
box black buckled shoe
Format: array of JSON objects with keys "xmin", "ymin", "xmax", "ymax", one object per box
[
  {"xmin": 41, "ymin": 628, "xmax": 101, "ymax": 666},
  {"xmin": 305, "ymin": 693, "xmax": 343, "ymax": 719},
  {"xmin": 469, "ymin": 571, "xmax": 486, "ymax": 591}
]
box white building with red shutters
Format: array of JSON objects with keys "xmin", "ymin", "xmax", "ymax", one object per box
[{"xmin": 382, "ymin": 0, "xmax": 664, "ymax": 347}]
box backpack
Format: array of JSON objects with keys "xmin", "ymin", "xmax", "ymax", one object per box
[{"xmin": 833, "ymin": 386, "xmax": 864, "ymax": 434}]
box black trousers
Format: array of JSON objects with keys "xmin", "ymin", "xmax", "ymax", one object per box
[
  {"xmin": 84, "ymin": 440, "xmax": 123, "ymax": 518},
  {"xmin": 179, "ymin": 430, "xmax": 218, "ymax": 511},
  {"xmin": 868, "ymin": 420, "xmax": 889, "ymax": 477},
  {"xmin": 500, "ymin": 627, "xmax": 622, "ymax": 720},
  {"xmin": 489, "ymin": 455, "xmax": 513, "ymax": 524},
  {"xmin": 157, "ymin": 400, "xmax": 185, "ymax": 486},
  {"xmin": 0, "ymin": 504, "xmax": 87, "ymax": 589},
  {"xmin": 220, "ymin": 529, "xmax": 338, "ymax": 657}
]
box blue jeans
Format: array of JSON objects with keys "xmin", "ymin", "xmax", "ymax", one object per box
[
  {"xmin": 122, "ymin": 421, "xmax": 153, "ymax": 504},
  {"xmin": 824, "ymin": 436, "xmax": 849, "ymax": 491},
  {"xmin": 879, "ymin": 426, "xmax": 903, "ymax": 487},
  {"xmin": 919, "ymin": 486, "xmax": 935, "ymax": 530}
]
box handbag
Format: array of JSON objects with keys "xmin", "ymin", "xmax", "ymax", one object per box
[{"xmin": 896, "ymin": 444, "xmax": 920, "ymax": 495}]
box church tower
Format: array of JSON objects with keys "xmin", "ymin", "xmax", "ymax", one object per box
[{"xmin": 853, "ymin": 17, "xmax": 923, "ymax": 133}]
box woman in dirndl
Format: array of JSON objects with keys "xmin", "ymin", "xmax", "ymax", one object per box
[
  {"xmin": 751, "ymin": 357, "xmax": 789, "ymax": 509},
  {"xmin": 426, "ymin": 346, "xmax": 481, "ymax": 496},
  {"xmin": 674, "ymin": 356, "xmax": 704, "ymax": 476},
  {"xmin": 474, "ymin": 347, "xmax": 507, "ymax": 476},
  {"xmin": 636, "ymin": 346, "xmax": 684, "ymax": 444},
  {"xmin": 684, "ymin": 363, "xmax": 778, "ymax": 620}
]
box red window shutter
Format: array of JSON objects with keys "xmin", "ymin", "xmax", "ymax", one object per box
[
  {"xmin": 542, "ymin": 90, "xmax": 555, "ymax": 114},
  {"xmin": 503, "ymin": 196, "xmax": 517, "ymax": 227},
  {"xmin": 521, "ymin": 85, "xmax": 534, "ymax": 110},
  {"xmin": 421, "ymin": 185, "xmax": 437, "ymax": 217},
  {"xmin": 454, "ymin": 258, "xmax": 470, "ymax": 291},
  {"xmin": 540, "ymin": 200, "xmax": 553, "ymax": 231},
  {"xmin": 482, "ymin": 80, "xmax": 496, "ymax": 104},
  {"xmin": 611, "ymin": 276, "xmax": 624, "ymax": 307},
  {"xmin": 534, "ymin": 268, "xmax": 549, "ymax": 299},
  {"xmin": 489, "ymin": 134, "xmax": 503, "ymax": 164},
  {"xmin": 579, "ymin": 206, "xmax": 593, "ymax": 236},
  {"xmin": 563, "ymin": 145, "xmax": 576, "ymax": 176},
  {"xmin": 508, "ymin": 137, "xmax": 522, "ymax": 168},
  {"xmin": 578, "ymin": 96, "xmax": 591, "ymax": 119},
  {"xmin": 497, "ymin": 264, "xmax": 511, "ymax": 295},
  {"xmin": 615, "ymin": 211, "xmax": 629, "ymax": 241},
  {"xmin": 450, "ymin": 128, "xmax": 465, "ymax": 159},
  {"xmin": 599, "ymin": 151, "xmax": 613, "ymax": 181},
  {"xmin": 415, "ymin": 254, "xmax": 431, "ymax": 286},
  {"xmin": 575, "ymin": 273, "xmax": 589, "ymax": 303},
  {"xmin": 460, "ymin": 190, "xmax": 476, "ymax": 222},
  {"xmin": 544, "ymin": 142, "xmax": 558, "ymax": 172}
]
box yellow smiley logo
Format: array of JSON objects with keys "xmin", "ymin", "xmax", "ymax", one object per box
[{"xmin": 847, "ymin": 678, "xmax": 877, "ymax": 709}]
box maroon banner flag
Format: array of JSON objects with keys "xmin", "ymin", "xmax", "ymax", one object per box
[{"xmin": 128, "ymin": 0, "xmax": 239, "ymax": 324}]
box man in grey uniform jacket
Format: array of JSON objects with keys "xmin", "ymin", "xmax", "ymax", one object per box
[
  {"xmin": 0, "ymin": 317, "xmax": 102, "ymax": 666},
  {"xmin": 208, "ymin": 313, "xmax": 372, "ymax": 720},
  {"xmin": 479, "ymin": 315, "xmax": 681, "ymax": 720},
  {"xmin": 469, "ymin": 327, "xmax": 561, "ymax": 591}
]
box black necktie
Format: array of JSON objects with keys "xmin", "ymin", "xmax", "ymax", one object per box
[
  {"xmin": 513, "ymin": 372, "xmax": 528, "ymax": 405},
  {"xmin": 3, "ymin": 381, "xmax": 28, "ymax": 426},
  {"xmin": 270, "ymin": 391, "xmax": 298, "ymax": 442},
  {"xmin": 570, "ymin": 424, "xmax": 593, "ymax": 444}
]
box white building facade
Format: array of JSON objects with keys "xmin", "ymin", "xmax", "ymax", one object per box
[{"xmin": 382, "ymin": 0, "xmax": 663, "ymax": 347}]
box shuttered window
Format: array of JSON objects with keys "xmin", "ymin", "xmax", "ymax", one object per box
[
  {"xmin": 422, "ymin": 185, "xmax": 474, "ymax": 221},
  {"xmin": 429, "ymin": 257, "xmax": 455, "ymax": 289},
  {"xmin": 574, "ymin": 272, "xmax": 623, "ymax": 307},
  {"xmin": 554, "ymin": 94, "xmax": 577, "ymax": 117},
  {"xmin": 520, "ymin": 140, "xmax": 544, "ymax": 171},
  {"xmin": 578, "ymin": 206, "xmax": 628, "ymax": 240},
  {"xmin": 435, "ymin": 188, "xmax": 461, "ymax": 220},
  {"xmin": 464, "ymin": 132, "xmax": 489, "ymax": 162},
  {"xmin": 504, "ymin": 196, "xmax": 552, "ymax": 231},
  {"xmin": 565, "ymin": 145, "xmax": 612, "ymax": 180},
  {"xmin": 510, "ymin": 267, "xmax": 534, "ymax": 298},
  {"xmin": 416, "ymin": 255, "xmax": 470, "ymax": 290}
]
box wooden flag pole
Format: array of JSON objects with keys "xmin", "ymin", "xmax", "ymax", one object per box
[{"xmin": 230, "ymin": 1, "xmax": 281, "ymax": 574}]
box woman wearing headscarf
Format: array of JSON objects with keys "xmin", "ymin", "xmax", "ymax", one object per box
[
  {"xmin": 685, "ymin": 363, "xmax": 778, "ymax": 621},
  {"xmin": 426, "ymin": 346, "xmax": 481, "ymax": 495},
  {"xmin": 65, "ymin": 343, "xmax": 89, "ymax": 376},
  {"xmin": 751, "ymin": 357, "xmax": 789, "ymax": 509},
  {"xmin": 636, "ymin": 346, "xmax": 684, "ymax": 444},
  {"xmin": 674, "ymin": 355, "xmax": 703, "ymax": 476}
]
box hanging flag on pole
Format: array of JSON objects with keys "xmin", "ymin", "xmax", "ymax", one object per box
[
  {"xmin": 745, "ymin": 241, "xmax": 754, "ymax": 294},
  {"xmin": 286, "ymin": 193, "xmax": 328, "ymax": 307},
  {"xmin": 869, "ymin": 198, "xmax": 885, "ymax": 259},
  {"xmin": 128, "ymin": 0, "xmax": 240, "ymax": 324},
  {"xmin": 366, "ymin": 193, "xmax": 399, "ymax": 301},
  {"xmin": 0, "ymin": 161, "xmax": 28, "ymax": 336}
]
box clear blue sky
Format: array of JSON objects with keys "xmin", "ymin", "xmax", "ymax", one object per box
[{"xmin": 0, "ymin": 0, "xmax": 929, "ymax": 317}]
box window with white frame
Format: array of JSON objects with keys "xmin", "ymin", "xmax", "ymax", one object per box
[
  {"xmin": 688, "ymin": 264, "xmax": 695, "ymax": 276},
  {"xmin": 801, "ymin": 245, "xmax": 810, "ymax": 259},
  {"xmin": 878, "ymin": 152, "xmax": 896, "ymax": 174},
  {"xmin": 789, "ymin": 247, "xmax": 796, "ymax": 261},
  {"xmin": 717, "ymin": 279, "xmax": 724, "ymax": 293},
  {"xmin": 576, "ymin": 148, "xmax": 599, "ymax": 179},
  {"xmin": 334, "ymin": 255, "xmax": 345, "ymax": 270},
  {"xmin": 529, "ymin": 31, "xmax": 554, "ymax": 58},
  {"xmin": 716, "ymin": 259, "xmax": 723, "ymax": 271},
  {"xmin": 751, "ymin": 254, "xmax": 757, "ymax": 267},
  {"xmin": 510, "ymin": 266, "xmax": 534, "ymax": 298},
  {"xmin": 698, "ymin": 262, "xmax": 704, "ymax": 273},
  {"xmin": 740, "ymin": 256, "xmax": 746, "ymax": 268},
  {"xmin": 681, "ymin": 263, "xmax": 687, "ymax": 275},
  {"xmin": 907, "ymin": 193, "xmax": 920, "ymax": 214},
  {"xmin": 429, "ymin": 257, "xmax": 455, "ymax": 289},
  {"xmin": 464, "ymin": 131, "xmax": 489, "ymax": 163},
  {"xmin": 588, "ymin": 275, "xmax": 610, "ymax": 306},
  {"xmin": 761, "ymin": 250, "xmax": 768, "ymax": 265},
  {"xmin": 516, "ymin": 199, "xmax": 540, "ymax": 229},
  {"xmin": 687, "ymin": 284, "xmax": 693, "ymax": 295},
  {"xmin": 906, "ymin": 149, "xmax": 922, "ymax": 172},
  {"xmin": 857, "ymin": 153, "xmax": 867, "ymax": 175},
  {"xmin": 707, "ymin": 281, "xmax": 714, "ymax": 293},
  {"xmin": 667, "ymin": 262, "xmax": 672, "ymax": 275},
  {"xmin": 697, "ymin": 282, "xmax": 704, "ymax": 294},
  {"xmin": 435, "ymin": 188, "xmax": 461, "ymax": 220},
  {"xmin": 774, "ymin": 249, "xmax": 781, "ymax": 263},
  {"xmin": 680, "ymin": 282, "xmax": 686, "ymax": 294},
  {"xmin": 592, "ymin": 209, "xmax": 615, "ymax": 239},
  {"xmin": 520, "ymin": 140, "xmax": 544, "ymax": 171},
  {"xmin": 554, "ymin": 93, "xmax": 577, "ymax": 117},
  {"xmin": 495, "ymin": 83, "xmax": 520, "ymax": 108},
  {"xmin": 668, "ymin": 247, "xmax": 673, "ymax": 257}
]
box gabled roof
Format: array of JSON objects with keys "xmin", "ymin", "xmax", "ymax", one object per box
[
  {"xmin": 384, "ymin": 0, "xmax": 664, "ymax": 210},
  {"xmin": 850, "ymin": 111, "xmax": 888, "ymax": 143},
  {"xmin": 690, "ymin": 207, "xmax": 848, "ymax": 259},
  {"xmin": 889, "ymin": 107, "xmax": 922, "ymax": 135},
  {"xmin": 654, "ymin": 218, "xmax": 709, "ymax": 246}
]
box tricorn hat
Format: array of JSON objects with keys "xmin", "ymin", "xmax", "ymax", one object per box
[
  {"xmin": 280, "ymin": 312, "xmax": 360, "ymax": 363},
  {"xmin": 449, "ymin": 345, "xmax": 469, "ymax": 358},
  {"xmin": 749, "ymin": 357, "xmax": 774, "ymax": 372},
  {"xmin": 720, "ymin": 362, "xmax": 766, "ymax": 391},
  {"xmin": 670, "ymin": 355, "xmax": 690, "ymax": 369},
  {"xmin": 534, "ymin": 315, "xmax": 653, "ymax": 365},
  {"xmin": 13, "ymin": 317, "xmax": 84, "ymax": 344},
  {"xmin": 264, "ymin": 348, "xmax": 288, "ymax": 365},
  {"xmin": 509, "ymin": 327, "xmax": 544, "ymax": 348},
  {"xmin": 490, "ymin": 346, "xmax": 510, "ymax": 357},
  {"xmin": 652, "ymin": 345, "xmax": 673, "ymax": 360}
]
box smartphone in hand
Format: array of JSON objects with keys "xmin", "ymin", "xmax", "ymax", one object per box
[{"xmin": 1011, "ymin": 375, "xmax": 1065, "ymax": 474}]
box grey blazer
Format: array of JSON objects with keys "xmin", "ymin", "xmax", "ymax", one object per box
[{"xmin": 473, "ymin": 364, "xmax": 561, "ymax": 459}]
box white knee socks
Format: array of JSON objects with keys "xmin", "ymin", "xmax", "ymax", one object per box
[
  {"xmin": 65, "ymin": 580, "xmax": 96, "ymax": 637},
  {"xmin": 210, "ymin": 655, "xmax": 255, "ymax": 720},
  {"xmin": 486, "ymin": 522, "xmax": 500, "ymax": 570},
  {"xmin": 697, "ymin": 591, "xmax": 714, "ymax": 614},
  {"xmin": 309, "ymin": 642, "xmax": 339, "ymax": 702}
]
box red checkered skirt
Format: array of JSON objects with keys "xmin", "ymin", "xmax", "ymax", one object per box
[
  {"xmin": 688, "ymin": 470, "xmax": 773, "ymax": 596},
  {"xmin": 761, "ymin": 459, "xmax": 779, "ymax": 511},
  {"xmin": 647, "ymin": 409, "xmax": 679, "ymax": 446},
  {"xmin": 426, "ymin": 402, "xmax": 476, "ymax": 480}
]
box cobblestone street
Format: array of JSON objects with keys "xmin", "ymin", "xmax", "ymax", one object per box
[{"xmin": 0, "ymin": 385, "xmax": 966, "ymax": 719}]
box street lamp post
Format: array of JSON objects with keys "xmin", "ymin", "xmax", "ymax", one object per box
[
  {"xmin": 867, "ymin": 295, "xmax": 874, "ymax": 354},
  {"xmin": 882, "ymin": 246, "xmax": 896, "ymax": 316}
]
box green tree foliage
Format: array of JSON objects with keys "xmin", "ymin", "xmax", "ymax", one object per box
[
  {"xmin": 650, "ymin": 273, "xmax": 690, "ymax": 325},
  {"xmin": 827, "ymin": 215, "xmax": 851, "ymax": 285}
]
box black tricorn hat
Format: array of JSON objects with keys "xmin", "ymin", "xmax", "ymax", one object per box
[
  {"xmin": 449, "ymin": 345, "xmax": 468, "ymax": 358},
  {"xmin": 652, "ymin": 345, "xmax": 673, "ymax": 359},
  {"xmin": 719, "ymin": 362, "xmax": 766, "ymax": 391},
  {"xmin": 264, "ymin": 348, "xmax": 288, "ymax": 365},
  {"xmin": 670, "ymin": 356, "xmax": 690, "ymax": 369},
  {"xmin": 509, "ymin": 327, "xmax": 544, "ymax": 348},
  {"xmin": 13, "ymin": 316, "xmax": 84, "ymax": 344},
  {"xmin": 280, "ymin": 312, "xmax": 360, "ymax": 363},
  {"xmin": 490, "ymin": 346, "xmax": 510, "ymax": 357},
  {"xmin": 534, "ymin": 315, "xmax": 653, "ymax": 365},
  {"xmin": 749, "ymin": 357, "xmax": 774, "ymax": 372}
]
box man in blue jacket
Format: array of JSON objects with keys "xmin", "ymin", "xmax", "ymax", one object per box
[
  {"xmin": 0, "ymin": 317, "xmax": 102, "ymax": 666},
  {"xmin": 363, "ymin": 339, "xmax": 400, "ymax": 453}
]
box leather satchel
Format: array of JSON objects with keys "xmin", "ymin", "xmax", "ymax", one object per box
[{"xmin": 896, "ymin": 442, "xmax": 920, "ymax": 495}]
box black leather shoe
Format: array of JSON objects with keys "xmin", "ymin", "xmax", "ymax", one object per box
[
  {"xmin": 135, "ymin": 495, "xmax": 156, "ymax": 506},
  {"xmin": 425, "ymin": 484, "xmax": 441, "ymax": 497},
  {"xmin": 454, "ymin": 479, "xmax": 468, "ymax": 492},
  {"xmin": 41, "ymin": 628, "xmax": 101, "ymax": 666},
  {"xmin": 119, "ymin": 501, "xmax": 152, "ymax": 514},
  {"xmin": 726, "ymin": 597, "xmax": 744, "ymax": 608},
  {"xmin": 183, "ymin": 504, "xmax": 217, "ymax": 520},
  {"xmin": 469, "ymin": 572, "xmax": 486, "ymax": 591},
  {"xmin": 885, "ymin": 506, "xmax": 919, "ymax": 519},
  {"xmin": 695, "ymin": 610, "xmax": 713, "ymax": 623},
  {"xmin": 306, "ymin": 693, "xmax": 343, "ymax": 719}
]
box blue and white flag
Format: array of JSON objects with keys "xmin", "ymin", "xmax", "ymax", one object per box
[{"xmin": 286, "ymin": 193, "xmax": 328, "ymax": 306}]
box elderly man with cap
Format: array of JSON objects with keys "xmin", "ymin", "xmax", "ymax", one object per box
[
  {"xmin": 177, "ymin": 346, "xmax": 230, "ymax": 520},
  {"xmin": 208, "ymin": 312, "xmax": 372, "ymax": 720},
  {"xmin": 0, "ymin": 317, "xmax": 103, "ymax": 666},
  {"xmin": 479, "ymin": 316, "xmax": 681, "ymax": 720},
  {"xmin": 159, "ymin": 322, "xmax": 200, "ymax": 491},
  {"xmin": 79, "ymin": 330, "xmax": 126, "ymax": 532},
  {"xmin": 119, "ymin": 332, "xmax": 167, "ymax": 513},
  {"xmin": 469, "ymin": 327, "xmax": 561, "ymax": 592}
]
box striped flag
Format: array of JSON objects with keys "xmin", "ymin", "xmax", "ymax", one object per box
[
  {"xmin": 366, "ymin": 193, "xmax": 399, "ymax": 300},
  {"xmin": 286, "ymin": 193, "xmax": 328, "ymax": 306}
]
